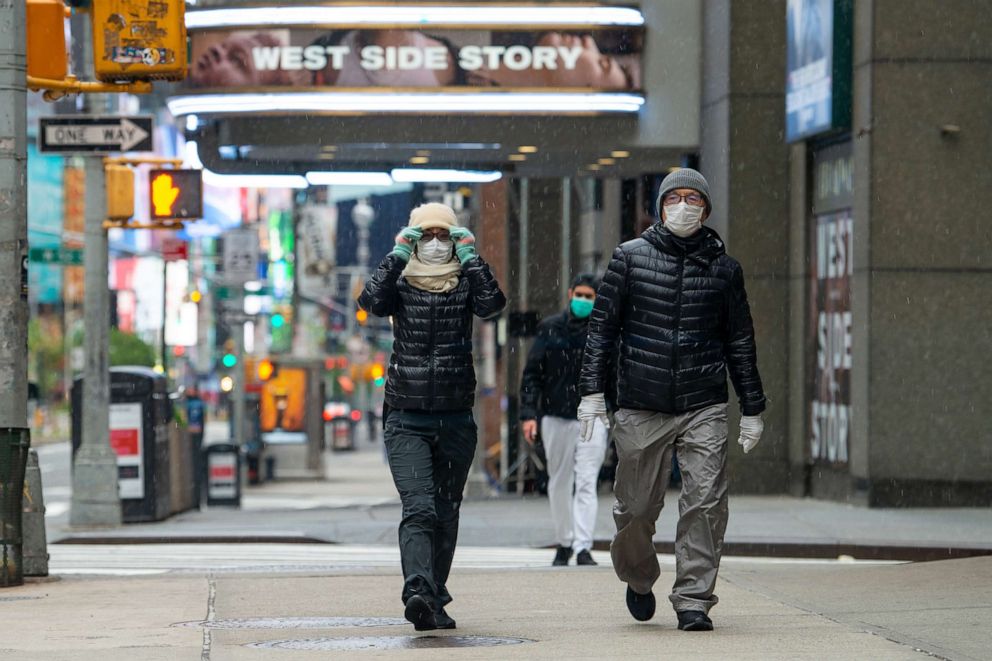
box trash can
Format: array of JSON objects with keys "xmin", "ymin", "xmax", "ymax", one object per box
[
  {"xmin": 329, "ymin": 415, "xmax": 356, "ymax": 452},
  {"xmin": 72, "ymin": 367, "xmax": 172, "ymax": 523},
  {"xmin": 204, "ymin": 442, "xmax": 241, "ymax": 507},
  {"xmin": 1, "ymin": 428, "xmax": 30, "ymax": 588}
]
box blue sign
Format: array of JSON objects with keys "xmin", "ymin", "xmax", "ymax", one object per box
[{"xmin": 785, "ymin": 0, "xmax": 851, "ymax": 142}]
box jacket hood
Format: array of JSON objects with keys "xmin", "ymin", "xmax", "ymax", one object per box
[{"xmin": 642, "ymin": 222, "xmax": 726, "ymax": 265}]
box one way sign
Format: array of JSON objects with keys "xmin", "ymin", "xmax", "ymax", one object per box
[{"xmin": 39, "ymin": 116, "xmax": 154, "ymax": 154}]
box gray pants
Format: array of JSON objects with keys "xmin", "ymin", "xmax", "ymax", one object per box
[{"xmin": 610, "ymin": 404, "xmax": 729, "ymax": 614}]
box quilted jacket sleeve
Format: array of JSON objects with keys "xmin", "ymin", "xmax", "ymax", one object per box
[
  {"xmin": 724, "ymin": 263, "xmax": 767, "ymax": 416},
  {"xmin": 464, "ymin": 256, "xmax": 507, "ymax": 320},
  {"xmin": 518, "ymin": 323, "xmax": 548, "ymax": 421},
  {"xmin": 357, "ymin": 253, "xmax": 405, "ymax": 318},
  {"xmin": 580, "ymin": 246, "xmax": 627, "ymax": 396}
]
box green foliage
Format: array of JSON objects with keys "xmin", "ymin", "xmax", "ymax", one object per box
[
  {"xmin": 109, "ymin": 328, "xmax": 156, "ymax": 368},
  {"xmin": 28, "ymin": 318, "xmax": 64, "ymax": 399}
]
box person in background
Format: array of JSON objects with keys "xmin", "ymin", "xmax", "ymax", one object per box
[
  {"xmin": 520, "ymin": 273, "xmax": 607, "ymax": 567},
  {"xmin": 358, "ymin": 203, "xmax": 506, "ymax": 632},
  {"xmin": 579, "ymin": 168, "xmax": 766, "ymax": 632}
]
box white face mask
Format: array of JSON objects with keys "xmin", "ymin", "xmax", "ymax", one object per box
[
  {"xmin": 663, "ymin": 202, "xmax": 705, "ymax": 238},
  {"xmin": 417, "ymin": 237, "xmax": 453, "ymax": 265}
]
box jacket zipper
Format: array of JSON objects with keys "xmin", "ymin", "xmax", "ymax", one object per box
[
  {"xmin": 428, "ymin": 293, "xmax": 437, "ymax": 409},
  {"xmin": 671, "ymin": 254, "xmax": 684, "ymax": 410}
]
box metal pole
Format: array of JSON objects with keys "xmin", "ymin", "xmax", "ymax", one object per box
[
  {"xmin": 561, "ymin": 176, "xmax": 572, "ymax": 303},
  {"xmin": 512, "ymin": 179, "xmax": 529, "ymax": 495},
  {"xmin": 0, "ymin": 0, "xmax": 29, "ymax": 430},
  {"xmin": 160, "ymin": 255, "xmax": 168, "ymax": 373},
  {"xmin": 69, "ymin": 16, "xmax": 120, "ymax": 526},
  {"xmin": 232, "ymin": 295, "xmax": 245, "ymax": 447}
]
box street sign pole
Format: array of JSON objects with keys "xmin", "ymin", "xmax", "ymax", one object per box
[
  {"xmin": 0, "ymin": 0, "xmax": 29, "ymax": 432},
  {"xmin": 69, "ymin": 24, "xmax": 121, "ymax": 527}
]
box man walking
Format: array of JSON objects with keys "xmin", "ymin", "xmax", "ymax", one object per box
[
  {"xmin": 520, "ymin": 274, "xmax": 607, "ymax": 567},
  {"xmin": 578, "ymin": 168, "xmax": 766, "ymax": 631},
  {"xmin": 358, "ymin": 202, "xmax": 506, "ymax": 631}
]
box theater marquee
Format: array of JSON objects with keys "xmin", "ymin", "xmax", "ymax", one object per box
[{"xmin": 170, "ymin": 3, "xmax": 646, "ymax": 116}]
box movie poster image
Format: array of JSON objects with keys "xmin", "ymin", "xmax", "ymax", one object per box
[{"xmin": 187, "ymin": 27, "xmax": 643, "ymax": 91}]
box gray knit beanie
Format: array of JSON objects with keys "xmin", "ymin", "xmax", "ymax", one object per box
[{"xmin": 656, "ymin": 168, "xmax": 712, "ymax": 216}]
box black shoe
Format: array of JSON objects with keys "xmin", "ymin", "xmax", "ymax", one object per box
[
  {"xmin": 552, "ymin": 546, "xmax": 573, "ymax": 566},
  {"xmin": 625, "ymin": 586, "xmax": 656, "ymax": 622},
  {"xmin": 434, "ymin": 608, "xmax": 456, "ymax": 629},
  {"xmin": 576, "ymin": 550, "xmax": 598, "ymax": 566},
  {"xmin": 404, "ymin": 595, "xmax": 437, "ymax": 631},
  {"xmin": 677, "ymin": 610, "xmax": 714, "ymax": 631}
]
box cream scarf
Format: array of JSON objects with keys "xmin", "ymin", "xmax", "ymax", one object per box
[{"xmin": 402, "ymin": 253, "xmax": 462, "ymax": 293}]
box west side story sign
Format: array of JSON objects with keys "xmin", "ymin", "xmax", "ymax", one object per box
[{"xmin": 808, "ymin": 141, "xmax": 853, "ymax": 465}]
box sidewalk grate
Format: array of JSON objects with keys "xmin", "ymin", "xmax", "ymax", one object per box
[
  {"xmin": 246, "ymin": 635, "xmax": 532, "ymax": 651},
  {"xmin": 176, "ymin": 616, "xmax": 406, "ymax": 629}
]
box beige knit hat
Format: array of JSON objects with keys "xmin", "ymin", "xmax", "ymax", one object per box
[{"xmin": 408, "ymin": 202, "xmax": 459, "ymax": 231}]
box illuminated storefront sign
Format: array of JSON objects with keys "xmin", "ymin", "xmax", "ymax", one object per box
[
  {"xmin": 171, "ymin": 3, "xmax": 645, "ymax": 115},
  {"xmin": 785, "ymin": 0, "xmax": 851, "ymax": 142}
]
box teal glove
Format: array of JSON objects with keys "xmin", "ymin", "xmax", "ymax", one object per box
[
  {"xmin": 450, "ymin": 227, "xmax": 477, "ymax": 264},
  {"xmin": 390, "ymin": 226, "xmax": 423, "ymax": 262}
]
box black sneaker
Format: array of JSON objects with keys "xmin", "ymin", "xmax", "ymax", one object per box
[
  {"xmin": 625, "ymin": 586, "xmax": 656, "ymax": 621},
  {"xmin": 404, "ymin": 595, "xmax": 437, "ymax": 631},
  {"xmin": 677, "ymin": 610, "xmax": 714, "ymax": 631},
  {"xmin": 434, "ymin": 608, "xmax": 456, "ymax": 629},
  {"xmin": 552, "ymin": 546, "xmax": 573, "ymax": 566},
  {"xmin": 576, "ymin": 550, "xmax": 598, "ymax": 566}
]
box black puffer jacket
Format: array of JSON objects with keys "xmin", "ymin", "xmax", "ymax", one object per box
[
  {"xmin": 358, "ymin": 253, "xmax": 506, "ymax": 412},
  {"xmin": 519, "ymin": 311, "xmax": 588, "ymax": 421},
  {"xmin": 580, "ymin": 223, "xmax": 766, "ymax": 416}
]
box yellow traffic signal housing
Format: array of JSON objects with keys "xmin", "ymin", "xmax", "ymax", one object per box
[
  {"xmin": 149, "ymin": 169, "xmax": 202, "ymax": 220},
  {"xmin": 105, "ymin": 164, "xmax": 134, "ymax": 220},
  {"xmin": 27, "ymin": 0, "xmax": 68, "ymax": 81},
  {"xmin": 91, "ymin": 0, "xmax": 188, "ymax": 82},
  {"xmin": 257, "ymin": 359, "xmax": 276, "ymax": 381}
]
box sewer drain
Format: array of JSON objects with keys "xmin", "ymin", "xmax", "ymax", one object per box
[
  {"xmin": 176, "ymin": 617, "xmax": 407, "ymax": 630},
  {"xmin": 247, "ymin": 635, "xmax": 531, "ymax": 651}
]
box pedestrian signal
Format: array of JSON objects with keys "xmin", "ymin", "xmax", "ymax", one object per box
[
  {"xmin": 27, "ymin": 0, "xmax": 68, "ymax": 81},
  {"xmin": 91, "ymin": 0, "xmax": 187, "ymax": 82},
  {"xmin": 149, "ymin": 169, "xmax": 202, "ymax": 220},
  {"xmin": 105, "ymin": 164, "xmax": 135, "ymax": 220}
]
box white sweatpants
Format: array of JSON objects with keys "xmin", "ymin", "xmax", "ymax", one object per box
[{"xmin": 541, "ymin": 415, "xmax": 608, "ymax": 552}]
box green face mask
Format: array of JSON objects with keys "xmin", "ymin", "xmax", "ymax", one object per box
[{"xmin": 570, "ymin": 297, "xmax": 594, "ymax": 319}]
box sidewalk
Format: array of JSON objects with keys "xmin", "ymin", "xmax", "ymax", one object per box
[
  {"xmin": 46, "ymin": 440, "xmax": 992, "ymax": 560},
  {"xmin": 4, "ymin": 549, "xmax": 990, "ymax": 659}
]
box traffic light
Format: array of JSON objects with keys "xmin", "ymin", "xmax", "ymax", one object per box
[
  {"xmin": 371, "ymin": 363, "xmax": 385, "ymax": 388},
  {"xmin": 221, "ymin": 353, "xmax": 237, "ymax": 369},
  {"xmin": 271, "ymin": 313, "xmax": 286, "ymax": 329},
  {"xmin": 91, "ymin": 0, "xmax": 188, "ymax": 82},
  {"xmin": 149, "ymin": 169, "xmax": 203, "ymax": 220},
  {"xmin": 27, "ymin": 0, "xmax": 68, "ymax": 81},
  {"xmin": 105, "ymin": 164, "xmax": 134, "ymax": 220},
  {"xmin": 356, "ymin": 309, "xmax": 368, "ymax": 325},
  {"xmin": 220, "ymin": 376, "xmax": 234, "ymax": 392},
  {"xmin": 257, "ymin": 359, "xmax": 276, "ymax": 381}
]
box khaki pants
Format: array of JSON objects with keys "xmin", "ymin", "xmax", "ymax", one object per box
[{"xmin": 610, "ymin": 404, "xmax": 729, "ymax": 614}]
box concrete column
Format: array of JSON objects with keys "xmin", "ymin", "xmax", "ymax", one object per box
[
  {"xmin": 856, "ymin": 0, "xmax": 992, "ymax": 505},
  {"xmin": 700, "ymin": 0, "xmax": 791, "ymax": 492}
]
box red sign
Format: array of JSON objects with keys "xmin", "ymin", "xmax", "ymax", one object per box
[
  {"xmin": 210, "ymin": 465, "xmax": 235, "ymax": 479},
  {"xmin": 163, "ymin": 237, "xmax": 189, "ymax": 262},
  {"xmin": 110, "ymin": 428, "xmax": 140, "ymax": 456}
]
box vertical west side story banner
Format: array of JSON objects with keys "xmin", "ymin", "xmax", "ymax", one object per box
[{"xmin": 808, "ymin": 142, "xmax": 853, "ymax": 465}]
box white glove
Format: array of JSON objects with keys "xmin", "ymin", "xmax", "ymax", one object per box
[
  {"xmin": 577, "ymin": 394, "xmax": 610, "ymax": 442},
  {"xmin": 738, "ymin": 415, "xmax": 764, "ymax": 454}
]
